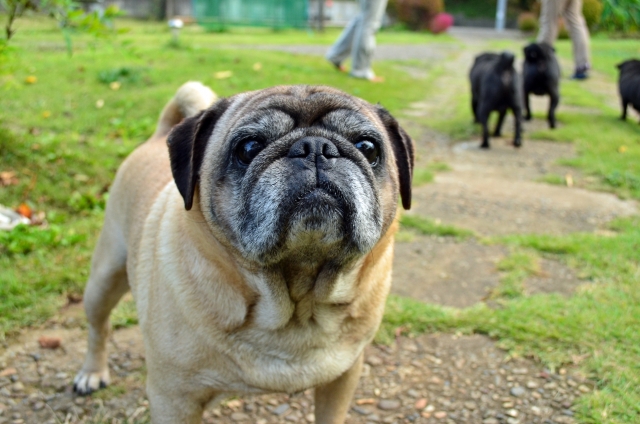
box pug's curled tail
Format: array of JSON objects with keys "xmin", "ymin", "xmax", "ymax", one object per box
[{"xmin": 153, "ymin": 81, "xmax": 217, "ymax": 139}]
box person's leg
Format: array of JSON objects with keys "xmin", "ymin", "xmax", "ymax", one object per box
[
  {"xmin": 562, "ymin": 0, "xmax": 591, "ymax": 78},
  {"xmin": 326, "ymin": 13, "xmax": 362, "ymax": 69},
  {"xmin": 537, "ymin": 0, "xmax": 561, "ymax": 45},
  {"xmin": 350, "ymin": 0, "xmax": 388, "ymax": 80}
]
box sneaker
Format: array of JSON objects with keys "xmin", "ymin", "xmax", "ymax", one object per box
[
  {"xmin": 571, "ymin": 65, "xmax": 589, "ymax": 80},
  {"xmin": 571, "ymin": 70, "xmax": 589, "ymax": 80}
]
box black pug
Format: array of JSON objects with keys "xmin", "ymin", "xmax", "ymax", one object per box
[
  {"xmin": 523, "ymin": 42, "xmax": 560, "ymax": 128},
  {"xmin": 470, "ymin": 51, "xmax": 522, "ymax": 149},
  {"xmin": 617, "ymin": 59, "xmax": 640, "ymax": 123}
]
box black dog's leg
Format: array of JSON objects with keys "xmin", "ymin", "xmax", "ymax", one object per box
[
  {"xmin": 549, "ymin": 91, "xmax": 559, "ymax": 129},
  {"xmin": 493, "ymin": 109, "xmax": 507, "ymax": 137},
  {"xmin": 512, "ymin": 104, "xmax": 522, "ymax": 148},
  {"xmin": 478, "ymin": 107, "xmax": 491, "ymax": 149},
  {"xmin": 620, "ymin": 100, "xmax": 628, "ymax": 120},
  {"xmin": 472, "ymin": 97, "xmax": 479, "ymax": 123},
  {"xmin": 524, "ymin": 91, "xmax": 532, "ymax": 121}
]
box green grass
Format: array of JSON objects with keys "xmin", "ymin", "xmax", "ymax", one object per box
[
  {"xmin": 538, "ymin": 173, "xmax": 568, "ymax": 186},
  {"xmin": 412, "ymin": 161, "xmax": 451, "ymax": 186},
  {"xmin": 7, "ymin": 15, "xmax": 457, "ymax": 48},
  {"xmin": 375, "ymin": 295, "xmax": 462, "ymax": 344},
  {"xmin": 530, "ymin": 109, "xmax": 640, "ymax": 198},
  {"xmin": 556, "ymin": 35, "xmax": 640, "ymax": 79},
  {"xmin": 0, "ymin": 217, "xmax": 97, "ymax": 336},
  {"xmin": 490, "ymin": 250, "xmax": 541, "ymax": 299},
  {"xmin": 400, "ymin": 213, "xmax": 475, "ymax": 239},
  {"xmin": 111, "ymin": 295, "xmax": 139, "ymax": 329},
  {"xmin": 380, "ymin": 216, "xmax": 640, "ymax": 423}
]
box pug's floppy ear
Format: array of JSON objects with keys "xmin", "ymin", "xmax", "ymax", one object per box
[
  {"xmin": 167, "ymin": 98, "xmax": 231, "ymax": 210},
  {"xmin": 376, "ymin": 106, "xmax": 415, "ymax": 210}
]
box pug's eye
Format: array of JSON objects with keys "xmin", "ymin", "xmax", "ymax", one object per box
[
  {"xmin": 236, "ymin": 140, "xmax": 264, "ymax": 165},
  {"xmin": 354, "ymin": 140, "xmax": 380, "ymax": 166}
]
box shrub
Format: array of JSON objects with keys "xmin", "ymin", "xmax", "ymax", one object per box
[
  {"xmin": 600, "ymin": 0, "xmax": 640, "ymax": 32},
  {"xmin": 582, "ymin": 0, "xmax": 604, "ymax": 29},
  {"xmin": 387, "ymin": 0, "xmax": 400, "ymax": 20},
  {"xmin": 518, "ymin": 12, "xmax": 539, "ymax": 31},
  {"xmin": 395, "ymin": 0, "xmax": 445, "ymax": 31}
]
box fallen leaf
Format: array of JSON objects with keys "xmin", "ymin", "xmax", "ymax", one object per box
[
  {"xmin": 25, "ymin": 75, "xmax": 37, "ymax": 84},
  {"xmin": 0, "ymin": 171, "xmax": 18, "ymax": 186},
  {"xmin": 214, "ymin": 70, "xmax": 233, "ymax": 79},
  {"xmin": 252, "ymin": 62, "xmax": 262, "ymax": 71},
  {"xmin": 355, "ymin": 398, "xmax": 375, "ymax": 405},
  {"xmin": 225, "ymin": 399, "xmax": 242, "ymax": 409},
  {"xmin": 96, "ymin": 99, "xmax": 105, "ymax": 109},
  {"xmin": 618, "ymin": 145, "xmax": 627, "ymax": 153},
  {"xmin": 67, "ymin": 293, "xmax": 83, "ymax": 304},
  {"xmin": 38, "ymin": 336, "xmax": 61, "ymax": 349},
  {"xmin": 30, "ymin": 211, "xmax": 46, "ymax": 226},
  {"xmin": 565, "ymin": 174, "xmax": 573, "ymax": 187},
  {"xmin": 42, "ymin": 111, "xmax": 51, "ymax": 118},
  {"xmin": 110, "ymin": 81, "xmax": 121, "ymax": 90},
  {"xmin": 571, "ymin": 353, "xmax": 589, "ymax": 365},
  {"xmin": 0, "ymin": 367, "xmax": 17, "ymax": 377},
  {"xmin": 394, "ymin": 325, "xmax": 407, "ymax": 338},
  {"xmin": 16, "ymin": 203, "xmax": 32, "ymax": 219}
]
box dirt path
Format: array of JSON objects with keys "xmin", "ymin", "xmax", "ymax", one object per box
[{"xmin": 0, "ymin": 29, "xmax": 636, "ymax": 424}]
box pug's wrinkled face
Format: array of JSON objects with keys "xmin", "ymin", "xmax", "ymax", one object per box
[{"xmin": 168, "ymin": 86, "xmax": 413, "ymax": 266}]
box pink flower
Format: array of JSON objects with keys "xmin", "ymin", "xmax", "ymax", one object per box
[{"xmin": 429, "ymin": 13, "xmax": 454, "ymax": 34}]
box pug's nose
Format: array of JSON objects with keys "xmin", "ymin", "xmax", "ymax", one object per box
[{"xmin": 288, "ymin": 137, "xmax": 339, "ymax": 165}]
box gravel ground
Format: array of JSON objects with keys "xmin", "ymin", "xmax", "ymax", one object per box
[{"xmin": 0, "ymin": 325, "xmax": 591, "ymax": 424}]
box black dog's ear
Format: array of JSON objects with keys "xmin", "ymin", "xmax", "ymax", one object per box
[
  {"xmin": 500, "ymin": 51, "xmax": 515, "ymax": 67},
  {"xmin": 167, "ymin": 98, "xmax": 231, "ymax": 210},
  {"xmin": 525, "ymin": 45, "xmax": 536, "ymax": 59},
  {"xmin": 376, "ymin": 106, "xmax": 415, "ymax": 210}
]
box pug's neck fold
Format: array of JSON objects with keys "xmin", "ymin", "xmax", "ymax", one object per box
[{"xmin": 180, "ymin": 190, "xmax": 396, "ymax": 331}]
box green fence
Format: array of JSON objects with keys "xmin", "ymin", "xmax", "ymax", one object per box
[{"xmin": 192, "ymin": 0, "xmax": 309, "ymax": 29}]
